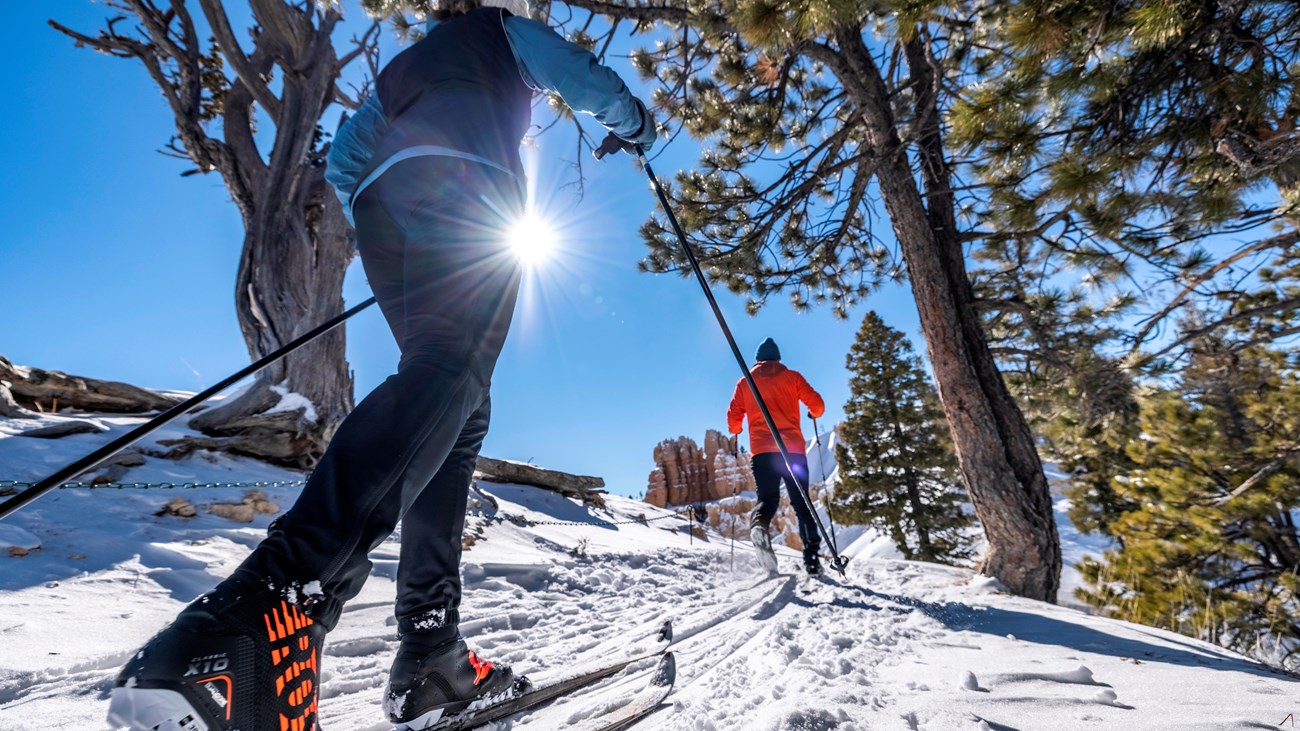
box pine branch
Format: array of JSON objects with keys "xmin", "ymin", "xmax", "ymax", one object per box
[{"xmin": 1130, "ymin": 230, "xmax": 1300, "ymax": 349}]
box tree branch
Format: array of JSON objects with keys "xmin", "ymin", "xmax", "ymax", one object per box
[
  {"xmin": 1131, "ymin": 230, "xmax": 1300, "ymax": 350},
  {"xmin": 1148, "ymin": 294, "xmax": 1300, "ymax": 360},
  {"xmin": 1213, "ymin": 449, "xmax": 1300, "ymax": 507},
  {"xmin": 197, "ymin": 0, "xmax": 282, "ymax": 117}
]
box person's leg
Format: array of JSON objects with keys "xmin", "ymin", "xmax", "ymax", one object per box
[
  {"xmin": 352, "ymin": 193, "xmax": 487, "ymax": 638},
  {"xmin": 383, "ymin": 397, "xmax": 510, "ymax": 728},
  {"xmin": 235, "ymin": 158, "xmax": 523, "ymax": 630},
  {"xmin": 747, "ymin": 452, "xmax": 783, "ymax": 573},
  {"xmin": 749, "ymin": 452, "xmax": 783, "ymax": 530},
  {"xmin": 778, "ymin": 454, "xmax": 821, "ymax": 560},
  {"xmin": 393, "ymin": 393, "xmax": 491, "ymax": 638}
]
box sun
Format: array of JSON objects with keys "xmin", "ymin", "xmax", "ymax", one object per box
[{"xmin": 507, "ymin": 209, "xmax": 558, "ymax": 266}]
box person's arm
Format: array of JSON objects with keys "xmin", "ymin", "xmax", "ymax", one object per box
[
  {"xmin": 502, "ymin": 15, "xmax": 656, "ymax": 149},
  {"xmin": 727, "ymin": 380, "xmax": 746, "ymax": 435},
  {"xmin": 325, "ymin": 93, "xmax": 389, "ymax": 225},
  {"xmin": 794, "ymin": 371, "xmax": 826, "ymax": 419}
]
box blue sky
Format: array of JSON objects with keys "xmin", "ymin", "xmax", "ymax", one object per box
[{"xmin": 0, "ymin": 2, "xmax": 922, "ymax": 497}]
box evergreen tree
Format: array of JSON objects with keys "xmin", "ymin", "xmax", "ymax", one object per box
[
  {"xmin": 1078, "ymin": 343, "xmax": 1300, "ymax": 668},
  {"xmin": 948, "ymin": 0, "xmax": 1300, "ymax": 367},
  {"xmin": 550, "ymin": 0, "xmax": 1062, "ymax": 601},
  {"xmin": 835, "ymin": 312, "xmax": 973, "ymax": 564}
]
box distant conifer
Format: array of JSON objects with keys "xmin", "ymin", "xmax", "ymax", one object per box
[{"xmin": 835, "ymin": 312, "xmax": 973, "ymax": 564}]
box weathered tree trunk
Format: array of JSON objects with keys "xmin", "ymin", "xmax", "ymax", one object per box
[
  {"xmin": 189, "ymin": 148, "xmax": 357, "ymax": 468},
  {"xmin": 183, "ymin": 2, "xmax": 358, "ymax": 467},
  {"xmin": 827, "ymin": 28, "xmax": 1061, "ymax": 600},
  {"xmin": 53, "ymin": 2, "xmax": 379, "ymax": 468}
]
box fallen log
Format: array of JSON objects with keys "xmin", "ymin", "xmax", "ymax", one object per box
[
  {"xmin": 474, "ymin": 456, "xmax": 606, "ymax": 501},
  {"xmin": 0, "ymin": 356, "xmax": 181, "ymax": 414}
]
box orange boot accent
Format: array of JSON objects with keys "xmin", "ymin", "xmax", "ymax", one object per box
[{"xmin": 468, "ymin": 651, "xmax": 495, "ymax": 686}]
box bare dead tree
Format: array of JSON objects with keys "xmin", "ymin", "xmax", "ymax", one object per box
[{"xmin": 52, "ymin": 1, "xmax": 381, "ymax": 467}]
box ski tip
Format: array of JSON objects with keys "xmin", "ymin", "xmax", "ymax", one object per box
[
  {"xmin": 652, "ymin": 652, "xmax": 676, "ymax": 688},
  {"xmin": 658, "ymin": 619, "xmax": 673, "ymax": 644}
]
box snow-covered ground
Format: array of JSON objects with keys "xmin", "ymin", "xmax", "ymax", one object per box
[{"xmin": 0, "ymin": 411, "xmax": 1293, "ymax": 730}]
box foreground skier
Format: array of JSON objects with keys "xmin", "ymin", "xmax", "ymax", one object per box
[
  {"xmin": 727, "ymin": 338, "xmax": 827, "ymax": 575},
  {"xmin": 107, "ymin": 0, "xmax": 654, "ymax": 728}
]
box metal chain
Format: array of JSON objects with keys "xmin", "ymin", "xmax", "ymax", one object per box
[
  {"xmin": 1, "ymin": 479, "xmax": 710, "ymax": 532},
  {"xmin": 504, "ymin": 509, "xmax": 693, "ymax": 529},
  {"xmin": 0, "ymin": 479, "xmax": 309, "ymax": 492},
  {"xmin": 0, "ymin": 479, "xmax": 699, "ymax": 528}
]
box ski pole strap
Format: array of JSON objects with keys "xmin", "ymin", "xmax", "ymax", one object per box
[
  {"xmin": 0, "ymin": 297, "xmax": 378, "ymax": 521},
  {"xmin": 635, "ymin": 147, "xmax": 846, "ymax": 576}
]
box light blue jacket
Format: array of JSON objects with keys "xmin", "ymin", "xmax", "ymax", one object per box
[{"xmin": 327, "ymin": 15, "xmax": 656, "ymax": 224}]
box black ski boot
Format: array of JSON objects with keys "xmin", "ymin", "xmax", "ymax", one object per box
[
  {"xmin": 107, "ymin": 576, "xmax": 326, "ymax": 731},
  {"xmin": 385, "ymin": 634, "xmax": 526, "ymax": 730},
  {"xmin": 803, "ymin": 553, "xmax": 823, "ymax": 576}
]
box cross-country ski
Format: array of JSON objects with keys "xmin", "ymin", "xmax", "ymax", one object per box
[
  {"xmin": 394, "ymin": 621, "xmax": 673, "ymax": 730},
  {"xmin": 572, "ymin": 652, "xmax": 675, "ymax": 731}
]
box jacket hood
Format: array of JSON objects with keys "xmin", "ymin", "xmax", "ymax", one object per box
[{"xmin": 751, "ymin": 361, "xmax": 788, "ymax": 377}]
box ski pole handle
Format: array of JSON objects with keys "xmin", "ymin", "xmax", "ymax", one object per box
[{"xmin": 592, "ymin": 132, "xmax": 638, "ymax": 160}]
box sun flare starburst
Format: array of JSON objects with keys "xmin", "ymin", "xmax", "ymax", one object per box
[{"xmin": 507, "ymin": 209, "xmax": 558, "ymax": 266}]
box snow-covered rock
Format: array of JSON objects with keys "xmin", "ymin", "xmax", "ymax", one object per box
[{"xmin": 0, "ymin": 523, "xmax": 40, "ymax": 554}]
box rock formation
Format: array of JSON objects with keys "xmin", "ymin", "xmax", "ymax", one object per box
[
  {"xmin": 645, "ymin": 429, "xmax": 755, "ymax": 508},
  {"xmin": 646, "ymin": 428, "xmax": 837, "ymax": 552}
]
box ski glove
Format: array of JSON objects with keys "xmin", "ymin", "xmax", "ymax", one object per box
[{"xmin": 593, "ymin": 131, "xmax": 641, "ymax": 160}]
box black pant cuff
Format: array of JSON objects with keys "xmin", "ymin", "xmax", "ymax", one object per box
[{"xmin": 398, "ymin": 606, "xmax": 461, "ymax": 637}]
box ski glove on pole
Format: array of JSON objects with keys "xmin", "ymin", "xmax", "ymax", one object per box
[{"xmin": 593, "ymin": 131, "xmax": 640, "ymax": 159}]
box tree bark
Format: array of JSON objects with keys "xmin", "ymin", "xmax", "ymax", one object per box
[
  {"xmin": 51, "ymin": 2, "xmax": 372, "ymax": 468},
  {"xmin": 184, "ymin": 4, "xmax": 356, "ymax": 467},
  {"xmin": 826, "ymin": 28, "xmax": 1060, "ymax": 601}
]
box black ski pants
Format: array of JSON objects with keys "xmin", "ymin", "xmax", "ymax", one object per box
[
  {"xmin": 236, "ymin": 156, "xmax": 523, "ymax": 636},
  {"xmin": 749, "ymin": 452, "xmax": 820, "ymax": 559}
]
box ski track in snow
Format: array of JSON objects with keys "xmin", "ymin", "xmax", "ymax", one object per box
[{"xmin": 0, "ymin": 420, "xmax": 1295, "ymax": 730}]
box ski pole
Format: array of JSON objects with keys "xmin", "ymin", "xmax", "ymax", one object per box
[
  {"xmin": 0, "ymin": 297, "xmax": 378, "ymax": 521},
  {"xmin": 811, "ymin": 416, "xmax": 838, "ymax": 541},
  {"xmin": 729, "ymin": 487, "xmax": 736, "ymax": 572},
  {"xmin": 633, "ymin": 147, "xmax": 847, "ymax": 576}
]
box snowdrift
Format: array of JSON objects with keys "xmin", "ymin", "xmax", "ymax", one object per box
[{"xmin": 0, "ymin": 413, "xmax": 1293, "ymax": 730}]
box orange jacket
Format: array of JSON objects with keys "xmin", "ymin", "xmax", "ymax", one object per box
[{"xmin": 727, "ymin": 361, "xmax": 825, "ymax": 455}]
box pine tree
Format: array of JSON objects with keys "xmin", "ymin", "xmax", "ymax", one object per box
[
  {"xmin": 949, "ymin": 0, "xmax": 1300, "ymax": 366},
  {"xmin": 552, "ymin": 0, "xmax": 1062, "ymax": 601},
  {"xmin": 1078, "ymin": 342, "xmax": 1300, "ymax": 668},
  {"xmin": 835, "ymin": 312, "xmax": 973, "ymax": 564}
]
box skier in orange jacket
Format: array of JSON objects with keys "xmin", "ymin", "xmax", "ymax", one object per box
[{"xmin": 727, "ymin": 337, "xmax": 827, "ymax": 574}]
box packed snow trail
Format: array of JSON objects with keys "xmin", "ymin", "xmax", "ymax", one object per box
[{"xmin": 0, "ymin": 464, "xmax": 1297, "ymax": 729}]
